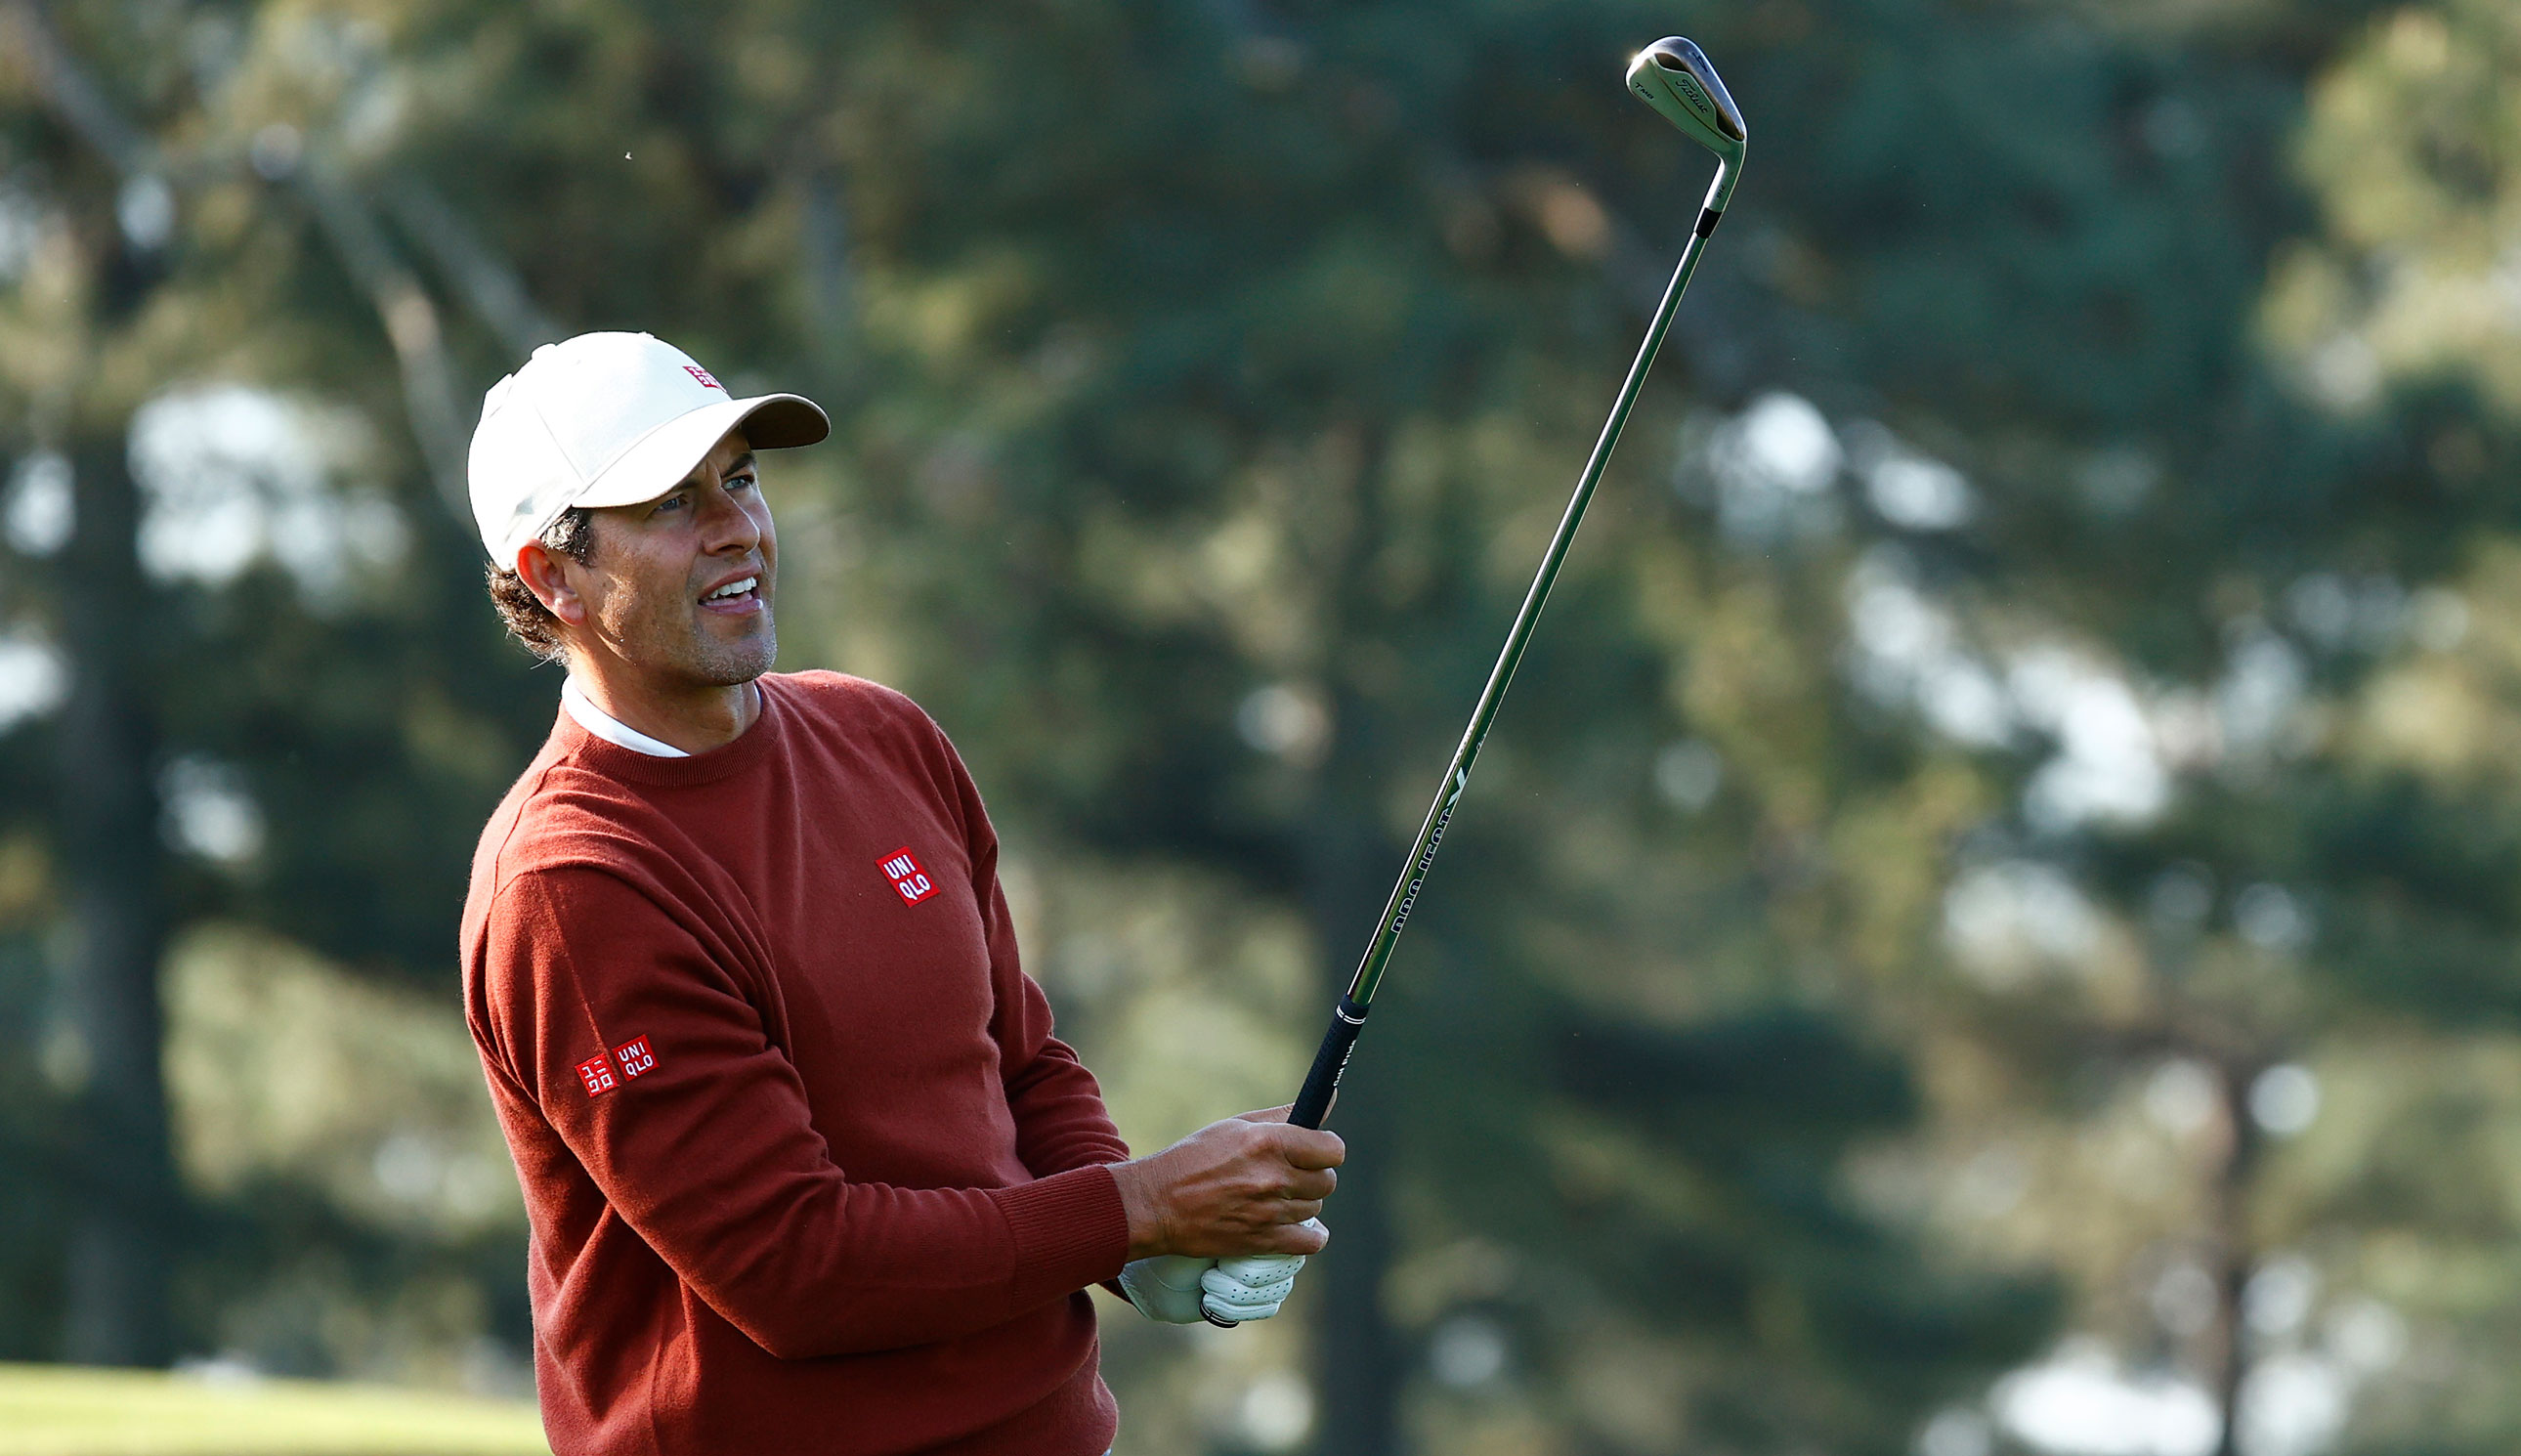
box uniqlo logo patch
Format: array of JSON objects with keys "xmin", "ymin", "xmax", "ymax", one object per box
[
  {"xmin": 613, "ymin": 1036, "xmax": 657, "ymax": 1081},
  {"xmin": 683, "ymin": 364, "xmax": 723, "ymax": 391},
  {"xmin": 577, "ymin": 1053, "xmax": 619, "ymax": 1097},
  {"xmin": 878, "ymin": 847, "xmax": 937, "ymax": 905}
]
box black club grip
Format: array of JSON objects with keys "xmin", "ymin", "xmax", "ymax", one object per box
[
  {"xmin": 1288, "ymin": 998, "xmax": 1370, "ymax": 1131},
  {"xmin": 1203, "ymin": 1001, "xmax": 1368, "ymax": 1331}
]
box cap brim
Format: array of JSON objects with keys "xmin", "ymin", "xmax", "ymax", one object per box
[{"xmin": 572, "ymin": 393, "xmax": 831, "ymax": 511}]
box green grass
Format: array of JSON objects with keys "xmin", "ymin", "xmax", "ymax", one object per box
[{"xmin": 0, "ymin": 1364, "xmax": 549, "ymax": 1456}]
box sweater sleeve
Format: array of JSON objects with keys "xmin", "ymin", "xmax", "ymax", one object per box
[
  {"xmin": 481, "ymin": 863, "xmax": 1127, "ymax": 1360},
  {"xmin": 935, "ymin": 721, "xmax": 1133, "ymax": 1180}
]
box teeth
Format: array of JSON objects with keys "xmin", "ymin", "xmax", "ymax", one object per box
[{"xmin": 707, "ymin": 577, "xmax": 756, "ymax": 600}]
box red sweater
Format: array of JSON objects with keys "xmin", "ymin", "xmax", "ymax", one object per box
[{"xmin": 460, "ymin": 671, "xmax": 1132, "ymax": 1455}]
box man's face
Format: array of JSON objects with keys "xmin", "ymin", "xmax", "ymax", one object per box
[{"xmin": 565, "ymin": 429, "xmax": 777, "ymax": 689}]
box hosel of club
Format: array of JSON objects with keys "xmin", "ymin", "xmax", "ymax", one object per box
[
  {"xmin": 1281, "ymin": 150, "xmax": 1741, "ymax": 1140},
  {"xmin": 1702, "ymin": 153, "xmax": 1741, "ymax": 221}
]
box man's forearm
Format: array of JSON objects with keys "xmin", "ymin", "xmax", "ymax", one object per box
[
  {"xmin": 1004, "ymin": 1035, "xmax": 1132, "ymax": 1178},
  {"xmin": 660, "ymin": 1164, "xmax": 1131, "ymax": 1359}
]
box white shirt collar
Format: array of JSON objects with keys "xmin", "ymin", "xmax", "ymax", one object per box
[{"xmin": 562, "ymin": 676, "xmax": 690, "ymax": 758}]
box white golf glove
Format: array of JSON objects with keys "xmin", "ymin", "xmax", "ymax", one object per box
[
  {"xmin": 1117, "ymin": 1254, "xmax": 1216, "ymax": 1324},
  {"xmin": 1117, "ymin": 1219, "xmax": 1324, "ymax": 1326}
]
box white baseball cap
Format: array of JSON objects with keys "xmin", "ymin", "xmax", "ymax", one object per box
[{"xmin": 466, "ymin": 331, "xmax": 830, "ymax": 565}]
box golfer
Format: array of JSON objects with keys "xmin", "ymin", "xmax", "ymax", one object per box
[{"xmin": 458, "ymin": 332, "xmax": 1340, "ymax": 1454}]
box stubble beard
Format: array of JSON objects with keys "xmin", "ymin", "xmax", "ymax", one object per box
[
  {"xmin": 691, "ymin": 616, "xmax": 777, "ymax": 686},
  {"xmin": 680, "ymin": 584, "xmax": 778, "ymax": 687},
  {"xmin": 594, "ymin": 586, "xmax": 778, "ymax": 692}
]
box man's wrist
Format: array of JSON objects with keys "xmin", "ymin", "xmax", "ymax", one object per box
[{"xmin": 1106, "ymin": 1158, "xmax": 1169, "ymax": 1261}]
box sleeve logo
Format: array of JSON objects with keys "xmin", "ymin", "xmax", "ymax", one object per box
[
  {"xmin": 613, "ymin": 1036, "xmax": 657, "ymax": 1080},
  {"xmin": 577, "ymin": 1036, "xmax": 656, "ymax": 1097},
  {"xmin": 877, "ymin": 847, "xmax": 937, "ymax": 905},
  {"xmin": 576, "ymin": 1053, "xmax": 619, "ymax": 1097}
]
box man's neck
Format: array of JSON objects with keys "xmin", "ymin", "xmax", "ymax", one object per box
[{"xmin": 565, "ymin": 658, "xmax": 762, "ymax": 754}]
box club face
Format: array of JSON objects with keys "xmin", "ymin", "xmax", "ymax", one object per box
[{"xmin": 1626, "ymin": 37, "xmax": 1746, "ymax": 164}]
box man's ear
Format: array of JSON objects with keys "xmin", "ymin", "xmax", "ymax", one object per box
[{"xmin": 516, "ymin": 540, "xmax": 589, "ymax": 626}]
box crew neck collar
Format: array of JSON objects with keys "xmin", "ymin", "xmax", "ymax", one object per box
[
  {"xmin": 562, "ymin": 676, "xmax": 690, "ymax": 757},
  {"xmin": 549, "ymin": 673, "xmax": 785, "ymax": 787}
]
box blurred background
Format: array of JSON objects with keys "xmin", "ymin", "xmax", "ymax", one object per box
[{"xmin": 2, "ymin": 0, "xmax": 2518, "ymax": 1453}]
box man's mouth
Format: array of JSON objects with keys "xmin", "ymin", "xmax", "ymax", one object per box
[{"xmin": 701, "ymin": 575, "xmax": 762, "ymax": 612}]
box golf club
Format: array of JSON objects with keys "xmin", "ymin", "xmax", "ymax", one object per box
[
  {"xmin": 1203, "ymin": 48, "xmax": 1744, "ymax": 1327},
  {"xmin": 1266, "ymin": 31, "xmax": 1741, "ymax": 1191},
  {"xmin": 1276, "ymin": 36, "xmax": 1743, "ymax": 1131}
]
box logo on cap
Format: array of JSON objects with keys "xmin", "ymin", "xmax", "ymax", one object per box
[{"xmin": 684, "ymin": 364, "xmax": 724, "ymax": 391}]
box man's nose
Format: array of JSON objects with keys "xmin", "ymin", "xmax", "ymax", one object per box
[{"xmin": 695, "ymin": 482, "xmax": 762, "ymax": 553}]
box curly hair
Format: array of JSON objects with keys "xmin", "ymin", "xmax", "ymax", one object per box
[{"xmin": 485, "ymin": 507, "xmax": 597, "ymax": 663}]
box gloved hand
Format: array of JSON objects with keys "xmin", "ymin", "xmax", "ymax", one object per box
[
  {"xmin": 1197, "ymin": 1219, "xmax": 1324, "ymax": 1325},
  {"xmin": 1118, "ymin": 1219, "xmax": 1326, "ymax": 1325},
  {"xmin": 1117, "ymin": 1254, "xmax": 1218, "ymax": 1324}
]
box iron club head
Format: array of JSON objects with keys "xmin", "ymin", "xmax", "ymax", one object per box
[{"xmin": 1626, "ymin": 37, "xmax": 1746, "ymax": 169}]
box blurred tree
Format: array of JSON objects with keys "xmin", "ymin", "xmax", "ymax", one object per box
[
  {"xmin": 0, "ymin": 0, "xmax": 556, "ymax": 1372},
  {"xmin": 2, "ymin": 0, "xmax": 192, "ymax": 1365},
  {"xmin": 1639, "ymin": 0, "xmax": 2521, "ymax": 1452}
]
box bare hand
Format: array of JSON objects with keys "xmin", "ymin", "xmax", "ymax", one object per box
[{"xmin": 1109, "ymin": 1106, "xmax": 1343, "ymax": 1261}]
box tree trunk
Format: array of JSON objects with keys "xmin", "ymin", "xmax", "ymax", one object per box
[
  {"xmin": 1303, "ymin": 642, "xmax": 1414, "ymax": 1454},
  {"xmin": 1303, "ymin": 796, "xmax": 1408, "ymax": 1456},
  {"xmin": 55, "ymin": 436, "xmax": 174, "ymax": 1367},
  {"xmin": 1302, "ymin": 418, "xmax": 1411, "ymax": 1455},
  {"xmin": 2205, "ymin": 1058, "xmax": 2262, "ymax": 1456}
]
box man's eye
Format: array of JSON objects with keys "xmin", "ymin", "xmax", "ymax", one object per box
[
  {"xmin": 653, "ymin": 494, "xmax": 688, "ymax": 515},
  {"xmin": 728, "ymin": 473, "xmax": 757, "ymax": 492}
]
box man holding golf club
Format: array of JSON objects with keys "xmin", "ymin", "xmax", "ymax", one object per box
[
  {"xmin": 456, "ymin": 32, "xmax": 1743, "ymax": 1453},
  {"xmin": 457, "ymin": 331, "xmax": 1336, "ymax": 1455}
]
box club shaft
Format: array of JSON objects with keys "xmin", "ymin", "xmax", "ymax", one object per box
[{"xmin": 1288, "ymin": 162, "xmax": 1732, "ymax": 1132}]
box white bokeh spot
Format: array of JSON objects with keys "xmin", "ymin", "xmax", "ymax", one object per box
[
  {"xmin": 1992, "ymin": 1341, "xmax": 2218, "ymax": 1456},
  {"xmin": 1705, "ymin": 392, "xmax": 1844, "ymax": 543},
  {"xmin": 0, "ymin": 627, "xmax": 66, "ymax": 733},
  {"xmin": 2010, "ymin": 648, "xmax": 2169, "ymax": 833},
  {"xmin": 1944, "ymin": 861, "xmax": 2104, "ymax": 985},
  {"xmin": 129, "ymin": 385, "xmax": 404, "ymax": 604}
]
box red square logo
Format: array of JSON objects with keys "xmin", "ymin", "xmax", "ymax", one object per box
[
  {"xmin": 877, "ymin": 847, "xmax": 937, "ymax": 905},
  {"xmin": 577, "ymin": 1053, "xmax": 619, "ymax": 1097},
  {"xmin": 614, "ymin": 1036, "xmax": 657, "ymax": 1081},
  {"xmin": 683, "ymin": 364, "xmax": 723, "ymax": 391}
]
